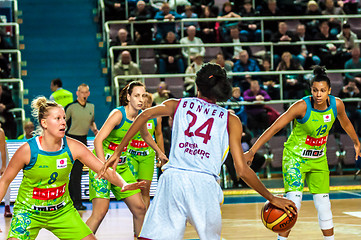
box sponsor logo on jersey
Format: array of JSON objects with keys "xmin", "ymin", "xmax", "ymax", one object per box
[
  {"xmin": 179, "ymin": 142, "xmax": 210, "ymax": 159},
  {"xmin": 33, "ymin": 183, "xmax": 66, "ymax": 200},
  {"xmin": 323, "ymin": 114, "xmax": 331, "ymax": 122},
  {"xmin": 107, "ymin": 142, "xmax": 127, "ymax": 152},
  {"xmin": 305, "ymin": 135, "xmax": 328, "ymax": 146},
  {"xmin": 38, "ymin": 165, "xmax": 49, "ymax": 168},
  {"xmin": 128, "ymin": 149, "xmax": 149, "ymax": 156},
  {"xmin": 57, "ymin": 158, "xmax": 67, "ymax": 169},
  {"xmin": 32, "ymin": 201, "xmax": 65, "ymax": 211},
  {"xmin": 130, "ymin": 139, "xmax": 149, "ymax": 148},
  {"xmin": 301, "ymin": 148, "xmax": 324, "ymax": 158},
  {"xmin": 147, "ymin": 122, "xmax": 152, "ymax": 129}
]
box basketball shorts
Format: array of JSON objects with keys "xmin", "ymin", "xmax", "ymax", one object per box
[
  {"xmin": 8, "ymin": 204, "xmax": 92, "ymax": 240},
  {"xmin": 127, "ymin": 150, "xmax": 155, "ymax": 181},
  {"xmin": 283, "ymin": 148, "xmax": 330, "ymax": 194},
  {"xmin": 139, "ymin": 168, "xmax": 224, "ymax": 240},
  {"xmin": 88, "ymin": 164, "xmax": 140, "ymax": 201}
]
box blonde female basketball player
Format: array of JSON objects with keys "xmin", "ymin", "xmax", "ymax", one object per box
[
  {"xmin": 245, "ymin": 66, "xmax": 361, "ymax": 240},
  {"xmin": 101, "ymin": 63, "xmax": 296, "ymax": 240},
  {"xmin": 0, "ymin": 96, "xmax": 144, "ymax": 240}
]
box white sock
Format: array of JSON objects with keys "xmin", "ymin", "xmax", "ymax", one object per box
[
  {"xmin": 277, "ymin": 236, "xmax": 288, "ymax": 240},
  {"xmin": 324, "ymin": 236, "xmax": 334, "ymax": 240}
]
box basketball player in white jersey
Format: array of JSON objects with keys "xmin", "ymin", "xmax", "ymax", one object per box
[{"xmin": 101, "ymin": 63, "xmax": 296, "ymax": 239}]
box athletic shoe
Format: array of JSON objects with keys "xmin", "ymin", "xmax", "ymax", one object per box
[{"xmin": 4, "ymin": 205, "xmax": 12, "ymax": 217}]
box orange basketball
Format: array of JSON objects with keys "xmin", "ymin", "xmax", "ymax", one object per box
[{"xmin": 261, "ymin": 201, "xmax": 297, "ymax": 233}]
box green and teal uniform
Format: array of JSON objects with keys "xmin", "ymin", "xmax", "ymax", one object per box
[
  {"xmin": 8, "ymin": 136, "xmax": 92, "ymax": 240},
  {"xmin": 89, "ymin": 106, "xmax": 140, "ymax": 201},
  {"xmin": 283, "ymin": 95, "xmax": 337, "ymax": 194},
  {"xmin": 127, "ymin": 118, "xmax": 157, "ymax": 181}
]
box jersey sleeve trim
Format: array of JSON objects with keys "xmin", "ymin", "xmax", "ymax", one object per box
[
  {"xmin": 296, "ymin": 96, "xmax": 311, "ymax": 124},
  {"xmin": 113, "ymin": 106, "xmax": 126, "ymax": 130},
  {"xmin": 63, "ymin": 137, "xmax": 74, "ymax": 164},
  {"xmin": 24, "ymin": 137, "xmax": 38, "ymax": 170},
  {"xmin": 329, "ymin": 95, "xmax": 337, "ymax": 117}
]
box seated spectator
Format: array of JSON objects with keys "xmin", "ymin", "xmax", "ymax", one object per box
[
  {"xmin": 314, "ymin": 21, "xmax": 342, "ymax": 69},
  {"xmin": 222, "ymin": 26, "xmax": 248, "ymax": 61},
  {"xmin": 154, "ymin": 3, "xmax": 182, "ymax": 43},
  {"xmin": 337, "ymin": 22, "xmax": 358, "ymax": 62},
  {"xmin": 152, "ymin": 82, "xmax": 174, "ymax": 105},
  {"xmin": 337, "ymin": 80, "xmax": 361, "ymax": 136},
  {"xmin": 344, "ymin": 47, "xmax": 361, "ymax": 89},
  {"xmin": 0, "ymin": 84, "xmax": 16, "ymax": 139},
  {"xmin": 226, "ymin": 87, "xmax": 247, "ymax": 125},
  {"xmin": 239, "ymin": 0, "xmax": 261, "ymax": 42},
  {"xmin": 294, "ymin": 23, "xmax": 321, "ymax": 69},
  {"xmin": 260, "ymin": 0, "xmax": 282, "ymax": 41},
  {"xmin": 301, "ymin": 0, "xmax": 322, "ymax": 37},
  {"xmin": 259, "ymin": 58, "xmax": 280, "ymax": 100},
  {"xmin": 271, "ymin": 22, "xmax": 299, "ymax": 67},
  {"xmin": 184, "ymin": 54, "xmax": 204, "ymax": 97},
  {"xmin": 113, "ymin": 51, "xmax": 142, "ymax": 88},
  {"xmin": 104, "ymin": 0, "xmax": 126, "ymax": 21},
  {"xmin": 211, "ymin": 52, "xmax": 234, "ymax": 77},
  {"xmin": 243, "ymin": 79, "xmax": 271, "ymax": 135},
  {"xmin": 110, "ymin": 28, "xmax": 135, "ymax": 62},
  {"xmin": 17, "ymin": 120, "xmax": 35, "ymax": 140},
  {"xmin": 180, "ymin": 6, "xmax": 200, "ymax": 34},
  {"xmin": 217, "ymin": 2, "xmax": 241, "ymax": 41},
  {"xmin": 322, "ymin": 0, "xmax": 345, "ymax": 36},
  {"xmin": 128, "ymin": 1, "xmax": 154, "ymax": 45},
  {"xmin": 156, "ymin": 32, "xmax": 185, "ymax": 74},
  {"xmin": 180, "ymin": 25, "xmax": 205, "ymax": 61},
  {"xmin": 189, "ymin": 0, "xmax": 216, "ymax": 16},
  {"xmin": 233, "ymin": 50, "xmax": 260, "ymax": 90},
  {"xmin": 276, "ymin": 52, "xmax": 306, "ymax": 100},
  {"xmin": 199, "ymin": 6, "xmax": 217, "ymax": 43}
]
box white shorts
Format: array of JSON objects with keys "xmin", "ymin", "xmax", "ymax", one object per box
[{"xmin": 139, "ymin": 168, "xmax": 224, "ymax": 240}]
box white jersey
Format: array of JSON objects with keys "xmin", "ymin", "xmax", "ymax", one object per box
[{"xmin": 163, "ymin": 97, "xmax": 230, "ymax": 179}]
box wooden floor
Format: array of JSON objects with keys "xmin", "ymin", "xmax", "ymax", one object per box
[{"xmin": 0, "ymin": 196, "xmax": 360, "ymax": 239}]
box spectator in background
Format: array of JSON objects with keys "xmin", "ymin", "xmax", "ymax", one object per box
[
  {"xmin": 276, "ymin": 52, "xmax": 306, "ymax": 100},
  {"xmin": 340, "ymin": 0, "xmax": 359, "ymax": 14},
  {"xmin": 189, "ymin": 0, "xmax": 215, "ymax": 16},
  {"xmin": 17, "ymin": 120, "xmax": 34, "ymax": 140},
  {"xmin": 149, "ymin": 0, "xmax": 167, "ymax": 10},
  {"xmin": 0, "ymin": 54, "xmax": 11, "ymax": 79},
  {"xmin": 344, "ymin": 47, "xmax": 361, "ymax": 88},
  {"xmin": 239, "ymin": 0, "xmax": 261, "ymax": 42},
  {"xmin": 152, "ymin": 82, "xmax": 174, "ymax": 105},
  {"xmin": 337, "ymin": 22, "xmax": 358, "ymax": 62},
  {"xmin": 211, "ymin": 52, "xmax": 234, "ymax": 77},
  {"xmin": 154, "ymin": 3, "xmax": 182, "ymax": 43},
  {"xmin": 104, "ymin": 0, "xmax": 126, "ymax": 21},
  {"xmin": 168, "ymin": 0, "xmax": 191, "ymax": 12},
  {"xmin": 184, "ymin": 54, "xmax": 204, "ymax": 97},
  {"xmin": 226, "ymin": 87, "xmax": 247, "ymax": 125},
  {"xmin": 129, "ymin": 1, "xmax": 154, "ymax": 45},
  {"xmin": 243, "ymin": 79, "xmax": 271, "ymax": 135},
  {"xmin": 180, "ymin": 25, "xmax": 205, "ymax": 61},
  {"xmin": 222, "ymin": 26, "xmax": 249, "ymax": 61},
  {"xmin": 301, "ymin": 0, "xmax": 322, "ymax": 37},
  {"xmin": 113, "ymin": 50, "xmax": 142, "ymax": 88},
  {"xmin": 217, "ymin": 2, "xmax": 241, "ymax": 41},
  {"xmin": 180, "ymin": 6, "xmax": 200, "ymax": 35},
  {"xmin": 322, "ymin": 0, "xmax": 345, "ymax": 36},
  {"xmin": 0, "ymin": 85, "xmax": 16, "ymax": 139},
  {"xmin": 294, "ymin": 23, "xmax": 321, "ymax": 69},
  {"xmin": 65, "ymin": 83, "xmax": 98, "ymax": 211},
  {"xmin": 233, "ymin": 50, "xmax": 260, "ymax": 90},
  {"xmin": 260, "ymin": 0, "xmax": 282, "ymax": 41},
  {"xmin": 338, "ymin": 80, "xmax": 361, "ymax": 136},
  {"xmin": 49, "ymin": 78, "xmax": 73, "ymax": 107},
  {"xmin": 110, "ymin": 28, "xmax": 135, "ymax": 62},
  {"xmin": 199, "ymin": 6, "xmax": 217, "ymax": 43},
  {"xmin": 259, "ymin": 58, "xmax": 280, "ymax": 100},
  {"xmin": 156, "ymin": 31, "xmax": 185, "ymax": 74}
]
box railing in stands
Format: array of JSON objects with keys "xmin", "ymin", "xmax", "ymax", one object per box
[
  {"xmin": 0, "ymin": 49, "xmax": 21, "ymax": 79},
  {"xmin": 0, "ymin": 78, "xmax": 24, "ymax": 109},
  {"xmin": 0, "ymin": 22, "xmax": 20, "ymax": 49}
]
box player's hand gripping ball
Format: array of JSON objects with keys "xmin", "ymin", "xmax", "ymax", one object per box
[{"xmin": 261, "ymin": 201, "xmax": 298, "ymax": 233}]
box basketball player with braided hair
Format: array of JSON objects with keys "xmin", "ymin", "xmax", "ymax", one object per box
[
  {"xmin": 245, "ymin": 66, "xmax": 361, "ymax": 240},
  {"xmin": 100, "ymin": 63, "xmax": 296, "ymax": 240},
  {"xmin": 0, "ymin": 96, "xmax": 144, "ymax": 240}
]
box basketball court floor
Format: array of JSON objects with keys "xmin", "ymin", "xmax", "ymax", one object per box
[{"xmin": 0, "ymin": 178, "xmax": 360, "ymax": 239}]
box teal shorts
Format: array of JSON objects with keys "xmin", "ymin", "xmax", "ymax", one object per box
[
  {"xmin": 88, "ymin": 164, "xmax": 140, "ymax": 201},
  {"xmin": 127, "ymin": 150, "xmax": 155, "ymax": 181},
  {"xmin": 282, "ymin": 148, "xmax": 330, "ymax": 194},
  {"xmin": 8, "ymin": 204, "xmax": 92, "ymax": 240}
]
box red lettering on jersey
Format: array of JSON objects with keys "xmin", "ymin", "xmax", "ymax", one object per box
[
  {"xmin": 33, "ymin": 184, "xmax": 66, "ymax": 200},
  {"xmin": 305, "ymin": 135, "xmax": 328, "ymax": 146},
  {"xmin": 108, "ymin": 142, "xmax": 127, "ymax": 152},
  {"xmin": 130, "ymin": 139, "xmax": 149, "ymax": 148}
]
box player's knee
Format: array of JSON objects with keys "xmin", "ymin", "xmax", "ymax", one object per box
[
  {"xmin": 286, "ymin": 191, "xmax": 302, "ymax": 211},
  {"xmin": 313, "ymin": 194, "xmax": 333, "ymax": 230}
]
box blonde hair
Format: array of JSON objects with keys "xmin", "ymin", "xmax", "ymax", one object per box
[{"xmin": 31, "ymin": 96, "xmax": 61, "ymax": 135}]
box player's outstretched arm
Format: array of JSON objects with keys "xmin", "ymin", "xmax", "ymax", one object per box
[
  {"xmin": 336, "ymin": 98, "xmax": 361, "ymax": 159},
  {"xmin": 68, "ymin": 138, "xmax": 145, "ymax": 191},
  {"xmin": 228, "ymin": 113, "xmax": 297, "ymax": 216}
]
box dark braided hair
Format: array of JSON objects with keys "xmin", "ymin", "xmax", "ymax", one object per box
[
  {"xmin": 119, "ymin": 81, "xmax": 145, "ymax": 106},
  {"xmin": 311, "ymin": 66, "xmax": 331, "ymax": 88},
  {"xmin": 195, "ymin": 63, "xmax": 232, "ymax": 101}
]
